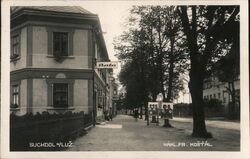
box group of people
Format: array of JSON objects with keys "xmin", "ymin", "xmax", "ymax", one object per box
[{"xmin": 134, "ymin": 109, "xmax": 139, "ymax": 121}]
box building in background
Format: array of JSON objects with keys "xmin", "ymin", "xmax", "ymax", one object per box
[
  {"xmin": 203, "ymin": 75, "xmax": 240, "ymax": 117},
  {"xmin": 10, "ymin": 6, "xmax": 113, "ymax": 122}
]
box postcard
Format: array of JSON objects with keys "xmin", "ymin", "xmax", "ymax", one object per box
[{"xmin": 1, "ymin": 0, "xmax": 249, "ymax": 159}]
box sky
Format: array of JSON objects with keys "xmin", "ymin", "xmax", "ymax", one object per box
[{"xmin": 79, "ymin": 2, "xmax": 133, "ymax": 77}]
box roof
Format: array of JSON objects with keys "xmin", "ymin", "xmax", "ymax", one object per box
[
  {"xmin": 11, "ymin": 6, "xmax": 110, "ymax": 61},
  {"xmin": 11, "ymin": 6, "xmax": 94, "ymax": 15}
]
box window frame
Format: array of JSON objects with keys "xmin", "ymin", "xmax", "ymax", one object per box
[
  {"xmin": 10, "ymin": 82, "xmax": 21, "ymax": 109},
  {"xmin": 53, "ymin": 83, "xmax": 69, "ymax": 108},
  {"xmin": 46, "ymin": 27, "xmax": 74, "ymax": 58},
  {"xmin": 10, "ymin": 30, "xmax": 21, "ymax": 60},
  {"xmin": 53, "ymin": 32, "xmax": 69, "ymax": 57},
  {"xmin": 12, "ymin": 85, "xmax": 19, "ymax": 105},
  {"xmin": 46, "ymin": 79, "xmax": 74, "ymax": 109}
]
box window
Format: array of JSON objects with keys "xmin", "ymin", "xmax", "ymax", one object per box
[
  {"xmin": 11, "ymin": 35, "xmax": 20, "ymax": 59},
  {"xmin": 53, "ymin": 32, "xmax": 69, "ymax": 56},
  {"xmin": 53, "ymin": 83, "xmax": 68, "ymax": 107},
  {"xmin": 47, "ymin": 27, "xmax": 74, "ymax": 57},
  {"xmin": 47, "ymin": 78, "xmax": 74, "ymax": 108},
  {"xmin": 213, "ymin": 94, "xmax": 216, "ymax": 99},
  {"xmin": 11, "ymin": 85, "xmax": 19, "ymax": 108}
]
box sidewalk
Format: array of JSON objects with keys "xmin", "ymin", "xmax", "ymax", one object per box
[
  {"xmin": 141, "ymin": 115, "xmax": 240, "ymax": 130},
  {"xmin": 68, "ymin": 115, "xmax": 240, "ymax": 151}
]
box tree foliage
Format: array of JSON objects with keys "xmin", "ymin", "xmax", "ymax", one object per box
[
  {"xmin": 177, "ymin": 5, "xmax": 239, "ymax": 137},
  {"xmin": 115, "ymin": 5, "xmax": 239, "ymax": 137},
  {"xmin": 115, "ymin": 6, "xmax": 188, "ymax": 111}
]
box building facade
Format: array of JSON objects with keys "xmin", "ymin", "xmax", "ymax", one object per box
[
  {"xmin": 10, "ymin": 7, "xmax": 113, "ymax": 119},
  {"xmin": 203, "ymin": 75, "xmax": 240, "ymax": 114}
]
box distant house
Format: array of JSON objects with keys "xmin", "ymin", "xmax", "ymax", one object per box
[
  {"xmin": 10, "ymin": 6, "xmax": 113, "ymax": 119},
  {"xmin": 203, "ymin": 75, "xmax": 240, "ymax": 115}
]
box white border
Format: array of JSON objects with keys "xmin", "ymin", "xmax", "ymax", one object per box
[{"xmin": 1, "ymin": 0, "xmax": 249, "ymax": 159}]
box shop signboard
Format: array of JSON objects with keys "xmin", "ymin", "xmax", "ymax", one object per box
[
  {"xmin": 161, "ymin": 102, "xmax": 173, "ymax": 119},
  {"xmin": 148, "ymin": 102, "xmax": 158, "ymax": 116}
]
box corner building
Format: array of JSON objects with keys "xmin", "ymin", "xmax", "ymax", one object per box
[{"xmin": 10, "ymin": 6, "xmax": 111, "ymax": 119}]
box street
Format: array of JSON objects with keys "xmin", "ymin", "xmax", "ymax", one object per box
[{"xmin": 68, "ymin": 115, "xmax": 240, "ymax": 151}]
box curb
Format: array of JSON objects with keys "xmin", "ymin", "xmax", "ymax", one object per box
[{"xmin": 84, "ymin": 124, "xmax": 93, "ymax": 132}]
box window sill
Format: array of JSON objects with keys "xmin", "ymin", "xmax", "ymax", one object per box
[
  {"xmin": 47, "ymin": 55, "xmax": 75, "ymax": 59},
  {"xmin": 47, "ymin": 107, "xmax": 75, "ymax": 110},
  {"xmin": 10, "ymin": 56, "xmax": 21, "ymax": 62}
]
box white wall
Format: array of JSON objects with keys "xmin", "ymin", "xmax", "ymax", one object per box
[
  {"xmin": 32, "ymin": 79, "xmax": 48, "ymax": 114},
  {"xmin": 32, "ymin": 26, "xmax": 90, "ymax": 69},
  {"xmin": 203, "ymin": 80, "xmax": 240, "ymax": 106},
  {"xmin": 73, "ymin": 80, "xmax": 89, "ymax": 113}
]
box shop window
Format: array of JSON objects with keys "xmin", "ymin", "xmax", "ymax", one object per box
[{"xmin": 53, "ymin": 83, "xmax": 68, "ymax": 108}]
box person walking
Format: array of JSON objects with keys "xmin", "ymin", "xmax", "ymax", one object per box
[
  {"xmin": 109, "ymin": 107, "xmax": 113, "ymax": 121},
  {"xmin": 134, "ymin": 109, "xmax": 139, "ymax": 121}
]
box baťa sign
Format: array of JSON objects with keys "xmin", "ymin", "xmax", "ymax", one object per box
[
  {"xmin": 96, "ymin": 61, "xmax": 118, "ymax": 69},
  {"xmin": 148, "ymin": 102, "xmax": 158, "ymax": 116},
  {"xmin": 161, "ymin": 102, "xmax": 173, "ymax": 119}
]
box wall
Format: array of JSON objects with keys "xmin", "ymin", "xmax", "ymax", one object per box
[
  {"xmin": 73, "ymin": 80, "xmax": 89, "ymax": 113},
  {"xmin": 10, "ymin": 27, "xmax": 27, "ymax": 71},
  {"xmin": 203, "ymin": 80, "xmax": 240, "ymax": 105},
  {"xmin": 32, "ymin": 79, "xmax": 48, "ymax": 114},
  {"xmin": 32, "ymin": 26, "xmax": 90, "ymax": 69},
  {"xmin": 203, "ymin": 79, "xmax": 240, "ymax": 115},
  {"xmin": 31, "ymin": 79, "xmax": 90, "ymax": 114}
]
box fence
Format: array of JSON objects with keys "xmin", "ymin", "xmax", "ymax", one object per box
[
  {"xmin": 10, "ymin": 111, "xmax": 93, "ymax": 151},
  {"xmin": 173, "ymin": 103, "xmax": 226, "ymax": 118}
]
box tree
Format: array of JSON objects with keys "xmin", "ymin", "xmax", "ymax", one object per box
[
  {"xmin": 163, "ymin": 7, "xmax": 188, "ymax": 102},
  {"xmin": 115, "ymin": 6, "xmax": 188, "ymax": 121},
  {"xmin": 214, "ymin": 53, "xmax": 240, "ymax": 119},
  {"xmin": 177, "ymin": 6, "xmax": 239, "ymax": 137},
  {"xmin": 213, "ymin": 15, "xmax": 240, "ymax": 119},
  {"xmin": 116, "ymin": 28, "xmax": 151, "ymax": 117}
]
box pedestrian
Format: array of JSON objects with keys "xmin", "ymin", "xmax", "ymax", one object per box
[
  {"xmin": 109, "ymin": 107, "xmax": 113, "ymax": 121},
  {"xmin": 134, "ymin": 109, "xmax": 139, "ymax": 121}
]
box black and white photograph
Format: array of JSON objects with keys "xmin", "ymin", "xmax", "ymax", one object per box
[{"xmin": 1, "ymin": 0, "xmax": 249, "ymax": 159}]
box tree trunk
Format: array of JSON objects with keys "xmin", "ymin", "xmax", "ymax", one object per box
[
  {"xmin": 231, "ymin": 81, "xmax": 236, "ymax": 118},
  {"xmin": 228, "ymin": 81, "xmax": 236, "ymax": 119},
  {"xmin": 145, "ymin": 104, "xmax": 148, "ymax": 121},
  {"xmin": 166, "ymin": 36, "xmax": 174, "ymax": 102},
  {"xmin": 189, "ymin": 72, "xmax": 212, "ymax": 138},
  {"xmin": 140, "ymin": 105, "xmax": 143, "ymax": 119}
]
